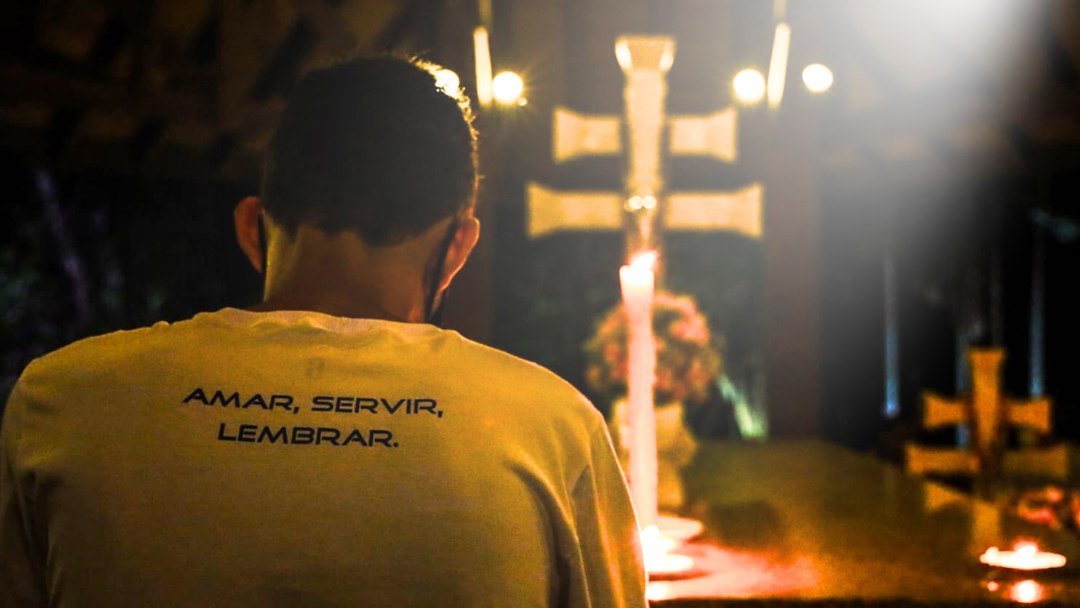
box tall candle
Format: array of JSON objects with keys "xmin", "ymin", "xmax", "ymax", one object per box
[{"xmin": 620, "ymin": 250, "xmax": 659, "ymax": 529}]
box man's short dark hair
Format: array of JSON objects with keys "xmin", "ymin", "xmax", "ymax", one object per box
[{"xmin": 262, "ymin": 55, "xmax": 478, "ymax": 246}]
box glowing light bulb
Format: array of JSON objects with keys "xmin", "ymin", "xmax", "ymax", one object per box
[
  {"xmin": 802, "ymin": 63, "xmax": 834, "ymax": 93},
  {"xmin": 433, "ymin": 69, "xmax": 460, "ymax": 95},
  {"xmin": 492, "ymin": 71, "xmax": 525, "ymax": 106},
  {"xmin": 733, "ymin": 69, "xmax": 766, "ymax": 105}
]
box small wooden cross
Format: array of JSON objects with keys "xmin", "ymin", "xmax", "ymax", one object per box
[
  {"xmin": 906, "ymin": 347, "xmax": 1067, "ymax": 480},
  {"xmin": 527, "ymin": 35, "xmax": 763, "ymax": 254}
]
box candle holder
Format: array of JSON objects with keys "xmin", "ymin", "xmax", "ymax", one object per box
[{"xmin": 978, "ymin": 541, "xmax": 1067, "ymax": 604}]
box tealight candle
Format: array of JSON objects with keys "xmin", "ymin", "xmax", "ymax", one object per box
[{"xmin": 980, "ymin": 541, "xmax": 1067, "ymax": 571}]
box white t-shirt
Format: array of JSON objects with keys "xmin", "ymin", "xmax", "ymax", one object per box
[{"xmin": 1, "ymin": 308, "xmax": 645, "ymax": 608}]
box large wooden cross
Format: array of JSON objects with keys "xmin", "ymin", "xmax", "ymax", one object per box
[{"xmin": 527, "ymin": 35, "xmax": 763, "ymax": 254}]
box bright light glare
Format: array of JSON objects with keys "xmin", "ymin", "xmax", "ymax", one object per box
[
  {"xmin": 733, "ymin": 69, "xmax": 766, "ymax": 104},
  {"xmin": 433, "ymin": 69, "xmax": 460, "ymax": 95},
  {"xmin": 473, "ymin": 27, "xmax": 493, "ymax": 106},
  {"xmin": 766, "ymin": 22, "xmax": 791, "ymax": 109},
  {"xmin": 492, "ymin": 71, "xmax": 525, "ymax": 106},
  {"xmin": 640, "ymin": 525, "xmax": 694, "ymax": 575},
  {"xmin": 802, "ymin": 63, "xmax": 834, "ymax": 93},
  {"xmin": 629, "ymin": 249, "xmax": 658, "ymax": 272},
  {"xmin": 979, "ymin": 542, "xmax": 1066, "ymax": 570},
  {"xmin": 627, "ymin": 194, "xmax": 657, "ymax": 212},
  {"xmin": 1010, "ymin": 580, "xmax": 1044, "ymax": 604}
]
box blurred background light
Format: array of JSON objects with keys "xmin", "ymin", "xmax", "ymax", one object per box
[
  {"xmin": 1010, "ymin": 580, "xmax": 1044, "ymax": 604},
  {"xmin": 473, "ymin": 27, "xmax": 493, "ymax": 106},
  {"xmin": 492, "ymin": 71, "xmax": 525, "ymax": 106},
  {"xmin": 766, "ymin": 22, "xmax": 791, "ymax": 109},
  {"xmin": 733, "ymin": 68, "xmax": 766, "ymax": 105},
  {"xmin": 802, "ymin": 63, "xmax": 834, "ymax": 93}
]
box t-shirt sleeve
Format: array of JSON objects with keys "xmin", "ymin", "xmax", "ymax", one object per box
[
  {"xmin": 1, "ymin": 377, "xmax": 48, "ymax": 608},
  {"xmin": 566, "ymin": 420, "xmax": 647, "ymax": 608}
]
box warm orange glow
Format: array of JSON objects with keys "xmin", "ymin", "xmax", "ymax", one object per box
[
  {"xmin": 640, "ymin": 525, "xmax": 694, "ymax": 575},
  {"xmin": 1010, "ymin": 580, "xmax": 1044, "ymax": 604},
  {"xmin": 980, "ymin": 541, "xmax": 1066, "ymax": 570},
  {"xmin": 645, "ymin": 545, "xmax": 818, "ymax": 601}
]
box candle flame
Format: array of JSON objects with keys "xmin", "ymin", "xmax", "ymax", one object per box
[
  {"xmin": 980, "ymin": 541, "xmax": 1066, "ymax": 570},
  {"xmin": 1014, "ymin": 541, "xmax": 1038, "ymax": 557},
  {"xmin": 629, "ymin": 250, "xmax": 658, "ymax": 272}
]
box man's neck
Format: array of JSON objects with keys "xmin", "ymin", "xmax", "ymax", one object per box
[
  {"xmin": 249, "ymin": 293, "xmax": 425, "ymax": 323},
  {"xmin": 252, "ymin": 227, "xmax": 432, "ymax": 323}
]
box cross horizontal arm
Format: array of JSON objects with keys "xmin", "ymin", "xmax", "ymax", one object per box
[
  {"xmin": 1006, "ymin": 397, "xmax": 1053, "ymax": 434},
  {"xmin": 1002, "ymin": 445, "xmax": 1070, "ymax": 480},
  {"xmin": 905, "ymin": 444, "xmax": 980, "ymax": 476},
  {"xmin": 921, "ymin": 391, "xmax": 968, "ymax": 428},
  {"xmin": 553, "ymin": 108, "xmax": 622, "ymax": 163},
  {"xmin": 669, "ymin": 108, "xmax": 738, "ymax": 162},
  {"xmin": 526, "ymin": 183, "xmax": 623, "ymax": 238},
  {"xmin": 665, "ymin": 183, "xmax": 763, "ymax": 238}
]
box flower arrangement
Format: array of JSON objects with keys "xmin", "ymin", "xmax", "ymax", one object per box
[
  {"xmin": 1012, "ymin": 485, "xmax": 1080, "ymax": 533},
  {"xmin": 584, "ymin": 291, "xmax": 722, "ymax": 405}
]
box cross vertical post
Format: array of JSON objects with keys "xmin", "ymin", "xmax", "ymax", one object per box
[
  {"xmin": 526, "ymin": 35, "xmax": 762, "ymax": 250},
  {"xmin": 615, "ymin": 36, "xmax": 673, "ymax": 257}
]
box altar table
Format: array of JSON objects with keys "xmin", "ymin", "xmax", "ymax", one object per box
[{"xmin": 649, "ymin": 441, "xmax": 1080, "ymax": 606}]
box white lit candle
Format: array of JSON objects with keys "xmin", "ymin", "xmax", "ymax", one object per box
[
  {"xmin": 980, "ymin": 541, "xmax": 1067, "ymax": 571},
  {"xmin": 620, "ymin": 250, "xmax": 659, "ymax": 530}
]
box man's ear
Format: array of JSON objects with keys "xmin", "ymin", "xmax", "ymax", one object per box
[
  {"xmin": 439, "ymin": 215, "xmax": 481, "ymax": 291},
  {"xmin": 234, "ymin": 196, "xmax": 264, "ymax": 273}
]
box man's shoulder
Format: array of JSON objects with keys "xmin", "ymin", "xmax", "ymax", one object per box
[
  {"xmin": 19, "ymin": 317, "xmax": 192, "ymax": 386},
  {"xmin": 442, "ymin": 333, "xmax": 605, "ymax": 427}
]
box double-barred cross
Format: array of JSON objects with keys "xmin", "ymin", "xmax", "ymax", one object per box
[
  {"xmin": 906, "ymin": 348, "xmax": 1066, "ymax": 479},
  {"xmin": 527, "ymin": 35, "xmax": 763, "ymax": 255}
]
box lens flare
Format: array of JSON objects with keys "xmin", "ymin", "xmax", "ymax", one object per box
[
  {"xmin": 492, "ymin": 71, "xmax": 525, "ymax": 106},
  {"xmin": 802, "ymin": 63, "xmax": 834, "ymax": 93},
  {"xmin": 1010, "ymin": 580, "xmax": 1044, "ymax": 604},
  {"xmin": 733, "ymin": 69, "xmax": 766, "ymax": 105}
]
